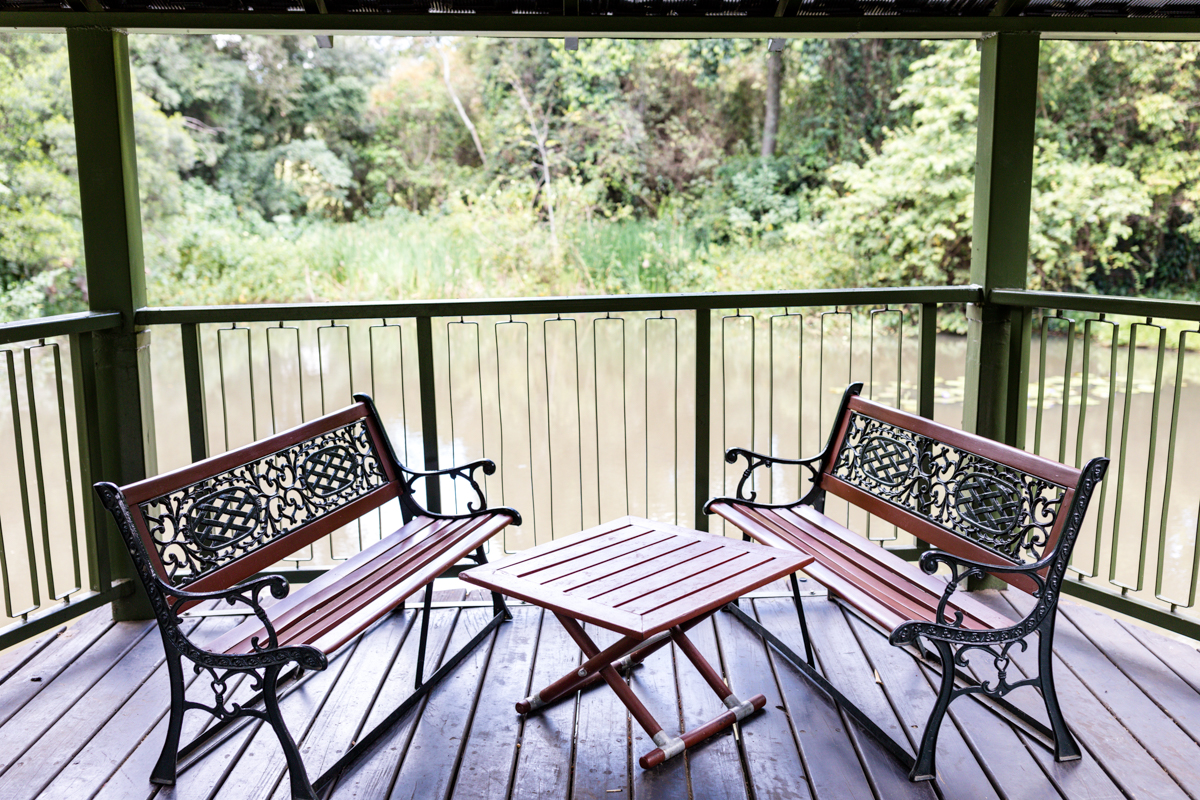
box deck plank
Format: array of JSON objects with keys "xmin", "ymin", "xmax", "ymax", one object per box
[
  {"xmin": 986, "ymin": 593, "xmax": 1190, "ymax": 800},
  {"xmin": 0, "ymin": 624, "xmax": 67, "ymax": 685},
  {"xmin": 673, "ymin": 615, "xmax": 748, "ymax": 800},
  {"xmin": 1005, "ymin": 591, "xmax": 1200, "ymax": 798},
  {"xmin": 0, "ymin": 619, "xmax": 154, "ymax": 775},
  {"xmin": 1059, "ymin": 602, "xmax": 1200, "ymax": 745},
  {"xmin": 801, "ymin": 596, "xmax": 936, "ymax": 800},
  {"xmin": 570, "ymin": 625, "xmax": 632, "ymax": 800},
  {"xmin": 0, "ymin": 614, "xmax": 204, "ymax": 800},
  {"xmin": 43, "ymin": 615, "xmax": 247, "ymax": 800},
  {"xmin": 507, "ymin": 610, "xmax": 578, "ymax": 800},
  {"xmin": 449, "ymin": 605, "xmax": 540, "ymax": 800},
  {"xmin": 0, "ymin": 607, "xmax": 114, "ymax": 728},
  {"xmin": 1121, "ymin": 620, "xmax": 1200, "ymax": 697},
  {"xmin": 714, "ymin": 600, "xmax": 818, "ymax": 800},
  {"xmin": 385, "ymin": 606, "xmax": 498, "ymax": 800},
  {"xmin": 329, "ymin": 591, "xmax": 467, "ymax": 800}
]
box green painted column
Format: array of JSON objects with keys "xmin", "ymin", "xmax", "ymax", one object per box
[
  {"xmin": 963, "ymin": 32, "xmax": 1040, "ymax": 592},
  {"xmin": 963, "ymin": 32, "xmax": 1040, "ymax": 448},
  {"xmin": 68, "ymin": 28, "xmax": 156, "ymax": 619}
]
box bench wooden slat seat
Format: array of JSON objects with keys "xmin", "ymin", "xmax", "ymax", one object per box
[
  {"xmin": 94, "ymin": 393, "xmax": 520, "ymax": 800},
  {"xmin": 712, "ymin": 503, "xmax": 1015, "ymax": 635},
  {"xmin": 208, "ymin": 513, "xmax": 510, "ymax": 657},
  {"xmin": 706, "ymin": 383, "xmax": 1108, "ymax": 782}
]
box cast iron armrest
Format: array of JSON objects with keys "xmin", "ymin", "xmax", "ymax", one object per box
[
  {"xmin": 160, "ymin": 575, "xmax": 327, "ymax": 671},
  {"xmin": 889, "ymin": 550, "xmax": 1053, "ymax": 648},
  {"xmin": 398, "ymin": 458, "xmax": 523, "ymax": 524},
  {"xmin": 704, "ymin": 447, "xmax": 826, "ymax": 511}
]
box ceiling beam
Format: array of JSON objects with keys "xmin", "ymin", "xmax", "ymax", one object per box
[{"xmin": 2, "ymin": 12, "xmax": 1200, "ymax": 39}]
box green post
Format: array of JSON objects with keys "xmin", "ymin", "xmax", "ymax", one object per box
[
  {"xmin": 963, "ymin": 32, "xmax": 1040, "ymax": 447},
  {"xmin": 68, "ymin": 28, "xmax": 156, "ymax": 619},
  {"xmin": 963, "ymin": 32, "xmax": 1040, "ymax": 590}
]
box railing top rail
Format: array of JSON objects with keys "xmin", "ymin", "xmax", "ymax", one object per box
[
  {"xmin": 991, "ymin": 289, "xmax": 1200, "ymax": 322},
  {"xmin": 134, "ymin": 286, "xmax": 983, "ymax": 325},
  {"xmin": 0, "ymin": 311, "xmax": 122, "ymax": 347}
]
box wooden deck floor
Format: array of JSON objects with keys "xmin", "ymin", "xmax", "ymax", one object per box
[{"xmin": 2, "ymin": 585, "xmax": 1200, "ymax": 800}]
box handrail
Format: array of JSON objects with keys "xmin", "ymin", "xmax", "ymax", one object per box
[
  {"xmin": 991, "ymin": 289, "xmax": 1200, "ymax": 321},
  {"xmin": 0, "ymin": 311, "xmax": 122, "ymax": 347},
  {"xmin": 135, "ymin": 286, "xmax": 983, "ymax": 325}
]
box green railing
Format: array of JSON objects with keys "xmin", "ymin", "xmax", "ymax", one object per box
[
  {"xmin": 5, "ymin": 285, "xmax": 1200, "ymax": 649},
  {"xmin": 994, "ymin": 289, "xmax": 1200, "ymax": 640},
  {"xmin": 0, "ymin": 311, "xmax": 132, "ymax": 650}
]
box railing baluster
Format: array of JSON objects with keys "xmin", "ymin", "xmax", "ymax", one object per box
[
  {"xmin": 266, "ymin": 322, "xmax": 305, "ymax": 435},
  {"xmin": 495, "ymin": 317, "xmax": 534, "ymax": 550},
  {"xmin": 1109, "ymin": 319, "xmax": 1167, "ymax": 593},
  {"xmin": 694, "ymin": 308, "xmax": 711, "ymax": 533},
  {"xmin": 50, "ymin": 343, "xmax": 82, "ymax": 598},
  {"xmin": 216, "ymin": 324, "xmax": 256, "ymax": 451},
  {"xmin": 645, "ymin": 313, "xmax": 678, "ymax": 524},
  {"xmin": 447, "ymin": 317, "xmax": 486, "ymax": 517},
  {"xmin": 542, "ymin": 315, "xmax": 582, "ymax": 537},
  {"xmin": 7, "ymin": 350, "xmax": 39, "ymax": 616},
  {"xmin": 1156, "ymin": 328, "xmax": 1196, "ymax": 609},
  {"xmin": 593, "ymin": 315, "xmax": 629, "ymax": 526},
  {"xmin": 70, "ymin": 330, "xmax": 107, "ymax": 593},
  {"xmin": 23, "ymin": 345, "xmax": 55, "ymax": 601},
  {"xmin": 868, "ymin": 307, "xmax": 904, "ymax": 545},
  {"xmin": 181, "ymin": 322, "xmax": 208, "ymax": 463},
  {"xmin": 918, "ymin": 303, "xmax": 937, "ymax": 421},
  {"xmin": 1068, "ymin": 316, "xmax": 1118, "ymax": 581},
  {"xmin": 769, "ymin": 309, "xmax": 803, "ymax": 504},
  {"xmin": 416, "ymin": 315, "xmax": 441, "ymax": 514},
  {"xmin": 721, "ymin": 310, "xmax": 754, "ymax": 512}
]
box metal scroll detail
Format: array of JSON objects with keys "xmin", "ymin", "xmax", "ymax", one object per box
[
  {"xmin": 140, "ymin": 419, "xmax": 388, "ymax": 585},
  {"xmin": 831, "ymin": 412, "xmax": 1067, "ymax": 564}
]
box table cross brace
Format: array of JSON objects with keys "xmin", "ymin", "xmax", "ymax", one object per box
[{"xmin": 520, "ymin": 611, "xmax": 766, "ymax": 769}]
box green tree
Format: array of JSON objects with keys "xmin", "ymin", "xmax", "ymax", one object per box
[{"xmin": 798, "ymin": 40, "xmax": 1151, "ymax": 292}]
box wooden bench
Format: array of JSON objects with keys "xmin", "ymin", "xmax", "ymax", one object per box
[
  {"xmin": 705, "ymin": 382, "xmax": 1108, "ymax": 781},
  {"xmin": 94, "ymin": 394, "xmax": 520, "ymax": 800}
]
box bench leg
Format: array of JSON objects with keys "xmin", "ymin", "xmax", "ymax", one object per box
[
  {"xmin": 415, "ymin": 582, "xmax": 434, "ymax": 689},
  {"xmin": 788, "ymin": 572, "xmax": 815, "ymax": 667},
  {"xmin": 262, "ymin": 663, "xmax": 318, "ymax": 800},
  {"xmin": 151, "ymin": 639, "xmax": 186, "ymax": 785},
  {"xmin": 1039, "ymin": 616, "xmax": 1081, "ymax": 762},
  {"xmin": 911, "ymin": 638, "xmax": 955, "ymax": 782},
  {"xmin": 473, "ymin": 544, "xmax": 513, "ymax": 621}
]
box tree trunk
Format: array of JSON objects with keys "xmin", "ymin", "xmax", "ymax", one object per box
[{"xmin": 762, "ymin": 50, "xmax": 782, "ymax": 158}]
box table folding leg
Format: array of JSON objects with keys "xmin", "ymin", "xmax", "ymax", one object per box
[{"xmin": 518, "ymin": 611, "xmax": 766, "ymax": 769}]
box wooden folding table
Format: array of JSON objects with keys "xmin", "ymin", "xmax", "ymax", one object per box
[{"xmin": 461, "ymin": 516, "xmax": 812, "ymax": 768}]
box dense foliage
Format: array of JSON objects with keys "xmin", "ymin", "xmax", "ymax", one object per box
[{"xmin": 0, "ymin": 32, "xmax": 1197, "ymax": 316}]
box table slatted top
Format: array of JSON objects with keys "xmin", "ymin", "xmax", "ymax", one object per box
[{"xmin": 461, "ymin": 516, "xmax": 812, "ymax": 639}]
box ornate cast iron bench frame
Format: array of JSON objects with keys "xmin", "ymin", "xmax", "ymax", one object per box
[
  {"xmin": 706, "ymin": 383, "xmax": 1108, "ymax": 781},
  {"xmin": 95, "ymin": 394, "xmax": 520, "ymax": 800}
]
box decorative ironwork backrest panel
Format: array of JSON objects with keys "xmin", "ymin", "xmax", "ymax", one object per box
[
  {"xmin": 829, "ymin": 411, "xmax": 1068, "ymax": 565},
  {"xmin": 137, "ymin": 419, "xmax": 389, "ymax": 586}
]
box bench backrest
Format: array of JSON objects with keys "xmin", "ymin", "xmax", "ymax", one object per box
[
  {"xmin": 820, "ymin": 389, "xmax": 1087, "ymax": 594},
  {"xmin": 115, "ymin": 397, "xmax": 402, "ymax": 597}
]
